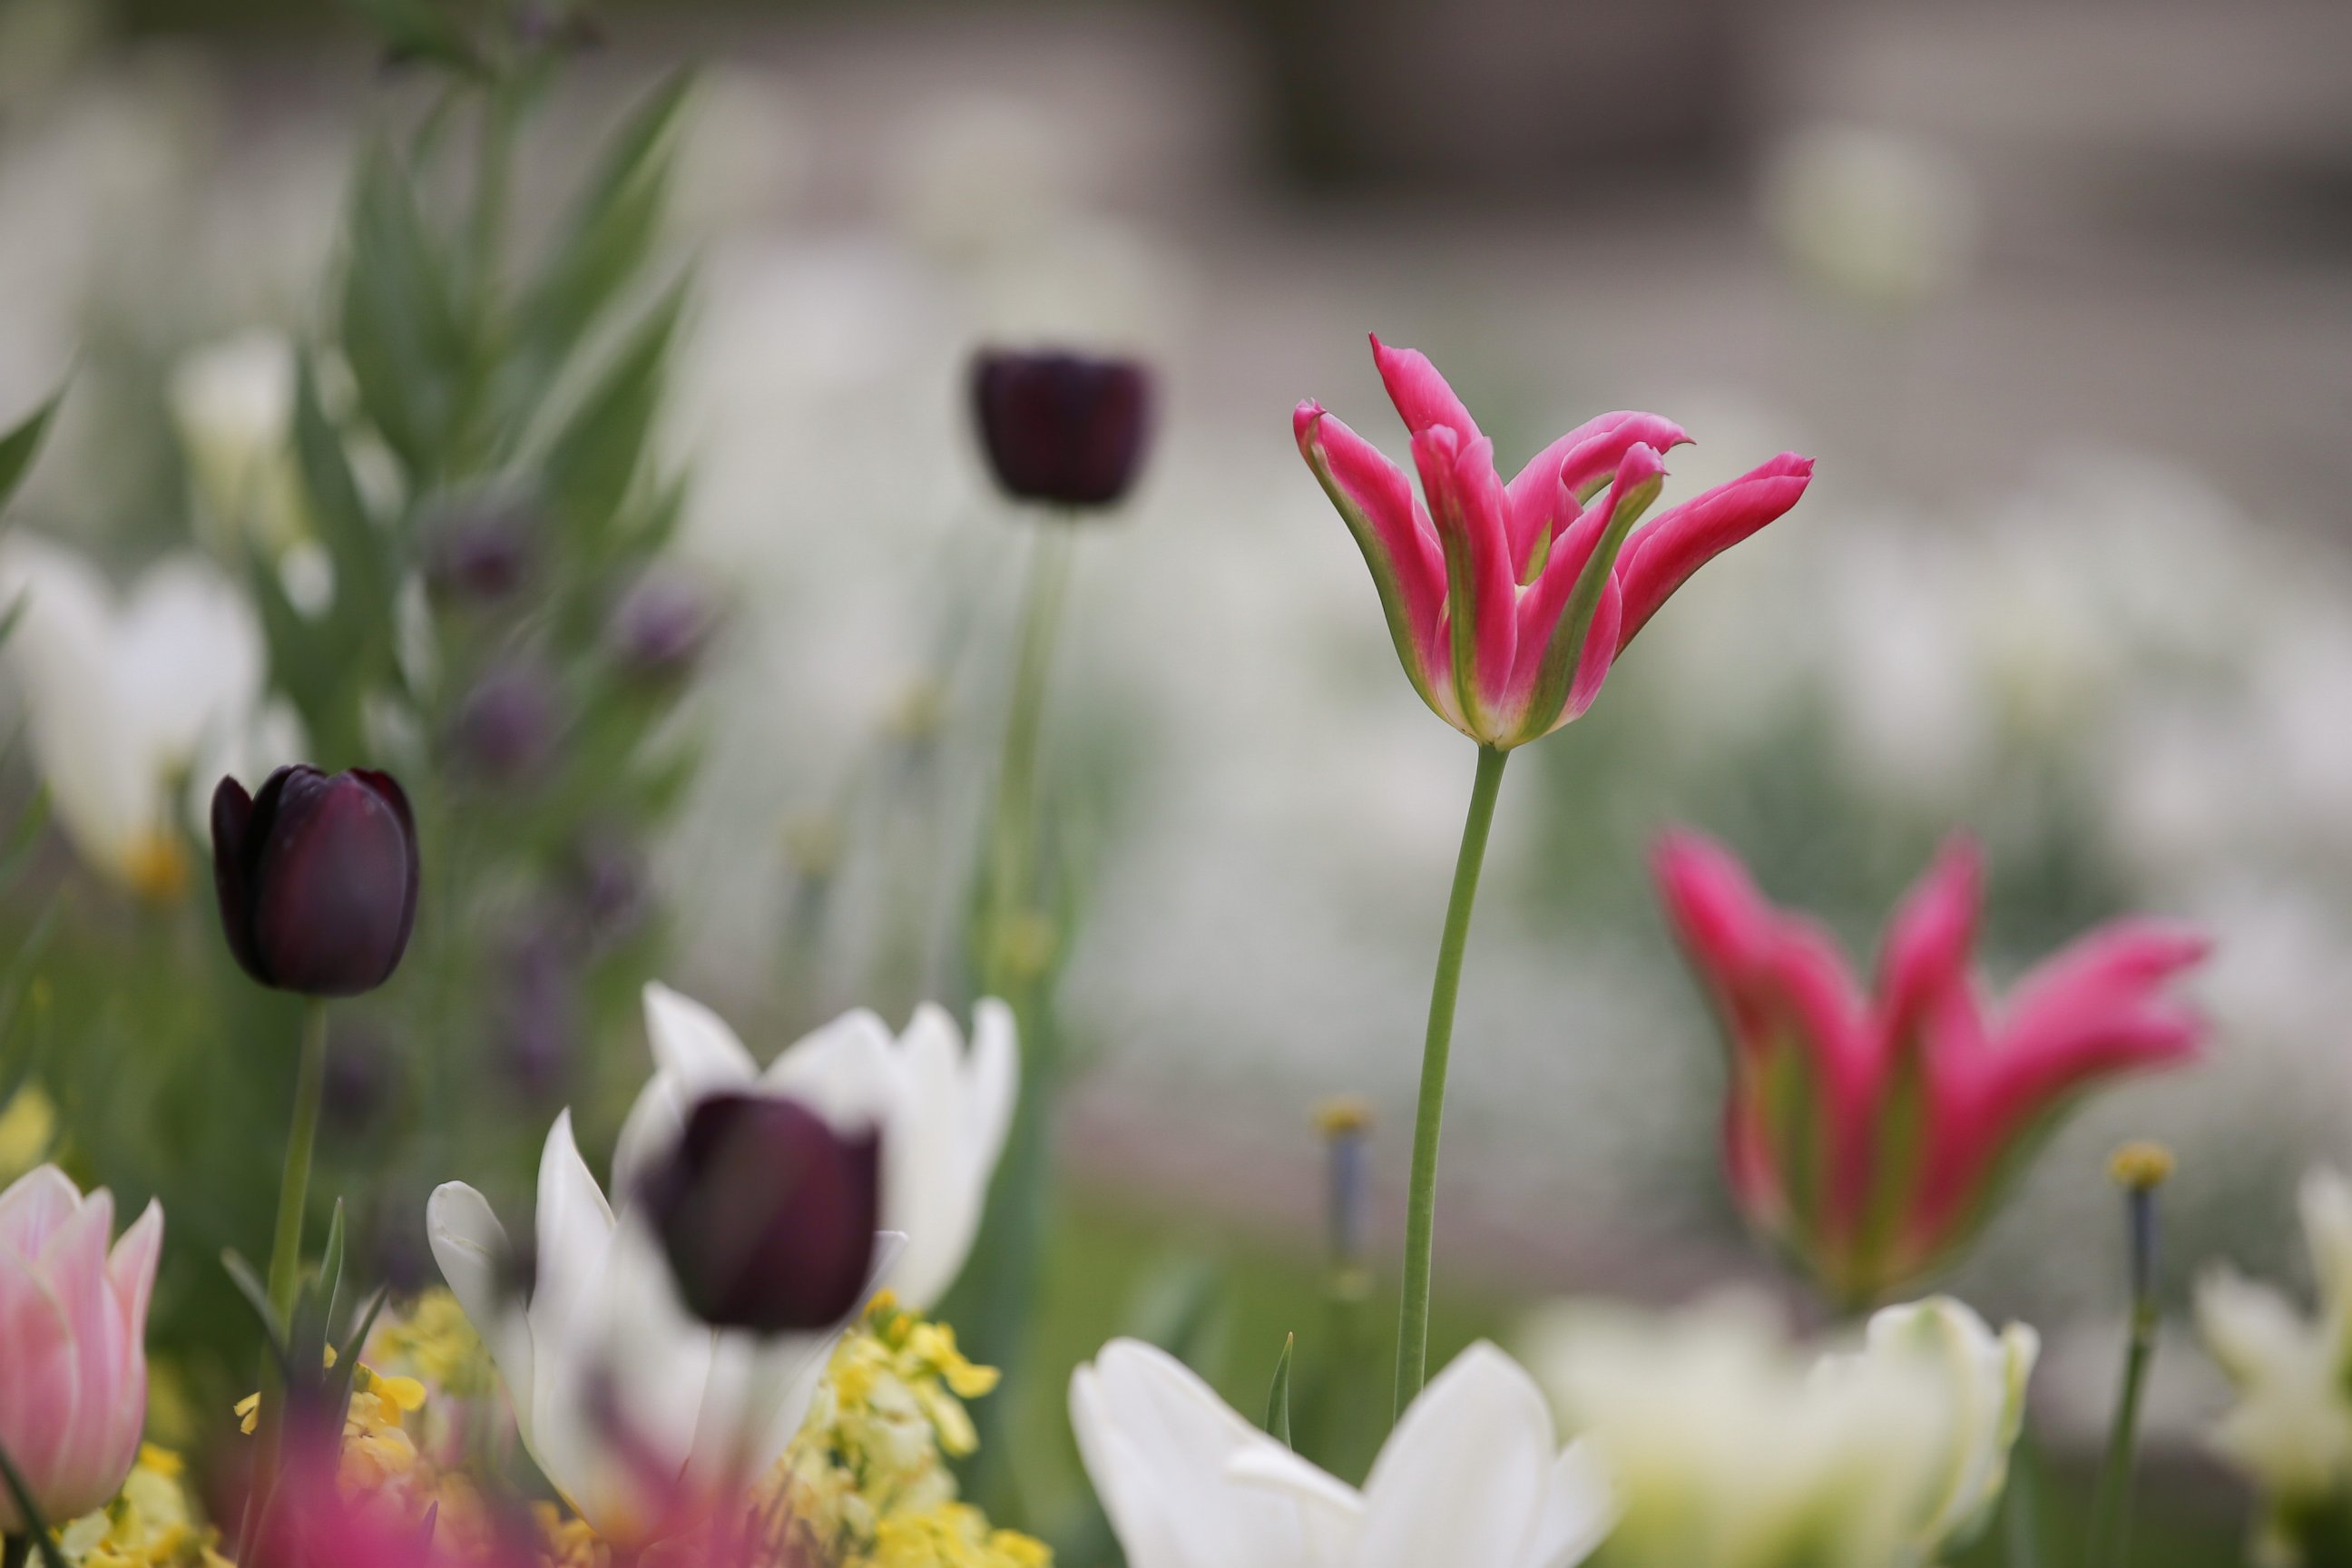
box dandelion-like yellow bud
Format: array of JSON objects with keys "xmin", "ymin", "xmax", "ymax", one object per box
[{"xmin": 2109, "ymin": 1141, "xmax": 2176, "ymax": 1192}]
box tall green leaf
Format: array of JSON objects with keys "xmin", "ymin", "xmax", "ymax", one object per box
[
  {"xmin": 0, "ymin": 387, "xmax": 64, "ymax": 515},
  {"xmin": 340, "ymin": 144, "xmax": 468, "ymax": 479}
]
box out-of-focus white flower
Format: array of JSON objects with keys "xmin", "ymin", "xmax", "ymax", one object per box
[
  {"xmin": 167, "ymin": 328, "xmax": 307, "ymax": 552},
  {"xmin": 0, "ymin": 533, "xmax": 276, "ymax": 898},
  {"xmin": 1760, "ymin": 124, "xmax": 1976, "ymax": 309},
  {"xmin": 2197, "ymin": 1167, "xmax": 2352, "ymax": 1560},
  {"xmin": 1521, "ymin": 1292, "xmax": 2034, "ymax": 1568},
  {"xmin": 1071, "ymin": 1337, "xmax": 1613, "ymax": 1568},
  {"xmin": 613, "ymin": 982, "xmax": 1015, "ymax": 1312},
  {"xmin": 427, "ymin": 1110, "xmax": 901, "ymax": 1547}
]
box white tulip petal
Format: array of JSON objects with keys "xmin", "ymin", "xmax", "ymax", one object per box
[
  {"xmin": 967, "ymin": 997, "xmax": 1020, "ymax": 1176},
  {"xmin": 610, "ymin": 1071, "xmax": 689, "ymax": 1212},
  {"xmin": 1526, "ymin": 1442, "xmax": 1617, "ymax": 1568},
  {"xmin": 527, "ymin": 1111, "xmax": 618, "ymax": 1367},
  {"xmin": 425, "ymin": 1182, "xmax": 534, "ymax": 1435},
  {"xmin": 1224, "ymin": 1443, "xmax": 1363, "ymax": 1560},
  {"xmin": 760, "ymin": 1007, "xmax": 900, "ymax": 1127},
  {"xmin": 117, "ymin": 556, "xmax": 264, "ymax": 767},
  {"xmin": 642, "ymin": 983, "xmax": 759, "ymax": 1093},
  {"xmin": 1069, "ymin": 1339, "xmax": 1310, "ymax": 1568},
  {"xmin": 1357, "ymin": 1342, "xmax": 1556, "ymax": 1568}
]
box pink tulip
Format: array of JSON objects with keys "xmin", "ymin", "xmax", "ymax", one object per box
[
  {"xmin": 1295, "ymin": 337, "xmax": 1812, "ymax": 748},
  {"xmin": 0, "ymin": 1166, "xmax": 162, "ymax": 1530},
  {"xmin": 1654, "ymin": 830, "xmax": 2208, "ymax": 1306}
]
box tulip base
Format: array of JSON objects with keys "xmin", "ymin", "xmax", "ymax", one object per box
[{"xmin": 1394, "ymin": 743, "xmax": 1508, "ymax": 1417}]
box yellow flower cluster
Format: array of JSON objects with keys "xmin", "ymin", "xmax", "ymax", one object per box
[
  {"xmin": 55, "ymin": 1446, "xmax": 230, "ymax": 1568},
  {"xmin": 0, "ymin": 1082, "xmax": 57, "ymax": 1184},
  {"xmin": 235, "ymin": 1348, "xmax": 491, "ymax": 1552},
  {"xmin": 369, "ymin": 1288, "xmax": 500, "ymax": 1400},
  {"xmin": 765, "ymin": 1294, "xmax": 1049, "ymax": 1568}
]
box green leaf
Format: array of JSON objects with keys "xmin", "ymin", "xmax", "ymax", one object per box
[
  {"xmin": 292, "ymin": 357, "xmax": 399, "ymax": 671},
  {"xmin": 505, "ymin": 72, "xmax": 692, "ymax": 418},
  {"xmin": 223, "ymin": 1249, "xmax": 290, "ymax": 1355},
  {"xmin": 543, "ymin": 282, "xmax": 686, "ymax": 548},
  {"xmin": 318, "ymin": 1200, "xmax": 349, "ymax": 1333},
  {"xmin": 0, "ymin": 387, "xmax": 64, "ymax": 515},
  {"xmin": 340, "ymin": 143, "xmax": 468, "ymax": 479},
  {"xmin": 1264, "ymin": 1332, "xmax": 1295, "ymax": 1447}
]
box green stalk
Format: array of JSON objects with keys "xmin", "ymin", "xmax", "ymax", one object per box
[
  {"xmin": 1393, "ymin": 742, "xmax": 1508, "ymax": 1415},
  {"xmin": 266, "ymin": 999, "xmax": 331, "ymax": 1323},
  {"xmin": 2087, "ymin": 1179, "xmax": 2161, "ymax": 1568},
  {"xmin": 979, "ymin": 523, "xmax": 1074, "ymax": 996}
]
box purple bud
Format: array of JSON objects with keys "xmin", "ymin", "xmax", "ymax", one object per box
[
  {"xmin": 638, "ymin": 1093, "xmax": 880, "ymax": 1334},
  {"xmin": 453, "ymin": 662, "xmax": 562, "ymax": 782},
  {"xmin": 424, "ymin": 495, "xmax": 537, "ymax": 606},
  {"xmin": 608, "ymin": 575, "xmax": 715, "ymax": 682},
  {"xmin": 972, "ymin": 348, "xmax": 1153, "ymax": 509},
  {"xmin": 211, "ymin": 766, "xmax": 420, "ymax": 996}
]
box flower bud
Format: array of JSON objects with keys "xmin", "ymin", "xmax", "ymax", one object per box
[
  {"xmin": 423, "ymin": 494, "xmax": 537, "ymax": 606},
  {"xmin": 452, "ymin": 661, "xmax": 563, "ymax": 783},
  {"xmin": 972, "ymin": 348, "xmax": 1153, "ymax": 508},
  {"xmin": 211, "ymin": 765, "xmax": 420, "ymax": 996},
  {"xmin": 637, "ymin": 1092, "xmax": 880, "ymax": 1334},
  {"xmin": 607, "ymin": 574, "xmax": 715, "ymax": 682}
]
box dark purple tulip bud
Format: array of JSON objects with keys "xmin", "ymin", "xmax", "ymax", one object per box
[
  {"xmin": 608, "ymin": 574, "xmax": 716, "ymax": 682},
  {"xmin": 423, "ymin": 495, "xmax": 537, "ymax": 606},
  {"xmin": 211, "ymin": 767, "xmax": 420, "ymax": 996},
  {"xmin": 453, "ymin": 661, "xmax": 562, "ymax": 782},
  {"xmin": 638, "ymin": 1093, "xmax": 880, "ymax": 1334},
  {"xmin": 972, "ymin": 348, "xmax": 1153, "ymax": 509}
]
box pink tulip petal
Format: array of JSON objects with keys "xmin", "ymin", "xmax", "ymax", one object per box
[
  {"xmin": 1294, "ymin": 401, "xmax": 1450, "ymax": 700},
  {"xmin": 1876, "ymin": 836, "xmax": 1984, "ymax": 1049},
  {"xmin": 1503, "ymin": 411, "xmax": 1691, "ymax": 578},
  {"xmin": 1613, "ymin": 453, "xmax": 1814, "ymax": 651},
  {"xmin": 0, "ymin": 1166, "xmax": 81, "ymax": 1260},
  {"xmin": 1506, "ymin": 444, "xmax": 1665, "ymax": 728},
  {"xmin": 1415, "ymin": 425, "xmax": 1518, "ymax": 731},
  {"xmin": 0, "ymin": 1266, "xmax": 80, "ymax": 1525},
  {"xmin": 1369, "ymin": 335, "xmax": 1483, "ymax": 447}
]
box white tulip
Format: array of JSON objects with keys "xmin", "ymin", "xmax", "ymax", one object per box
[
  {"xmin": 0, "ymin": 534, "xmax": 278, "ymax": 897},
  {"xmin": 612, "ymin": 982, "xmax": 1016, "ymax": 1311},
  {"xmin": 2197, "ymin": 1168, "xmax": 2352, "ymax": 1527},
  {"xmin": 166, "ymin": 328, "xmax": 307, "ymax": 553},
  {"xmin": 1071, "ymin": 1337, "xmax": 1614, "ymax": 1568},
  {"xmin": 1522, "ymin": 1292, "xmax": 2036, "ymax": 1568},
  {"xmin": 428, "ymin": 1109, "xmax": 901, "ymax": 1546}
]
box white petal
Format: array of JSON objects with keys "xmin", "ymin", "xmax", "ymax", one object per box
[
  {"xmin": 1526, "ymin": 1442, "xmax": 1617, "ymax": 1568},
  {"xmin": 426, "ymin": 1182, "xmax": 534, "ymax": 1437},
  {"xmin": 116, "ymin": 554, "xmax": 263, "ymax": 768},
  {"xmin": 526, "ymin": 1111, "xmax": 617, "ymax": 1367},
  {"xmin": 642, "ymin": 983, "xmax": 759, "ymax": 1092},
  {"xmin": 760, "ymin": 1007, "xmax": 902, "ymax": 1128},
  {"xmin": 610, "ymin": 1072, "xmax": 689, "ymax": 1212},
  {"xmin": 1357, "ymin": 1342, "xmax": 1557, "ymax": 1568},
  {"xmin": 1224, "ymin": 1443, "xmax": 1363, "ymax": 1560},
  {"xmin": 1068, "ymin": 1338, "xmax": 1310, "ymax": 1568},
  {"xmin": 966, "ymin": 997, "xmax": 1021, "ymax": 1177}
]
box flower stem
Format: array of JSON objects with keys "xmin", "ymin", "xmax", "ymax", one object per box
[
  {"xmin": 2087, "ymin": 1181, "xmax": 2161, "ymax": 1568},
  {"xmin": 266, "ymin": 999, "xmax": 331, "ymax": 1324},
  {"xmin": 979, "ymin": 522, "xmax": 1074, "ymax": 996},
  {"xmin": 1394, "ymin": 742, "xmax": 1508, "ymax": 1416}
]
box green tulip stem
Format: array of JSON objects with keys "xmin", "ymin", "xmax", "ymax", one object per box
[
  {"xmin": 1394, "ymin": 742, "xmax": 1508, "ymax": 1416},
  {"xmin": 266, "ymin": 999, "xmax": 331, "ymax": 1325},
  {"xmin": 981, "ymin": 520, "xmax": 1075, "ymax": 996},
  {"xmin": 2088, "ymin": 1180, "xmax": 2161, "ymax": 1568}
]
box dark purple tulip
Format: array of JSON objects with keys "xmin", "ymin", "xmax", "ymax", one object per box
[
  {"xmin": 211, "ymin": 767, "xmax": 420, "ymax": 996},
  {"xmin": 972, "ymin": 348, "xmax": 1153, "ymax": 509},
  {"xmin": 638, "ymin": 1093, "xmax": 880, "ymax": 1334}
]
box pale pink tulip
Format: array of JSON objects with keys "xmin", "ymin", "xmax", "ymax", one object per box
[
  {"xmin": 0, "ymin": 1165, "xmax": 162, "ymax": 1530},
  {"xmin": 1654, "ymin": 830, "xmax": 2207, "ymax": 1305},
  {"xmin": 1295, "ymin": 337, "xmax": 1811, "ymax": 747}
]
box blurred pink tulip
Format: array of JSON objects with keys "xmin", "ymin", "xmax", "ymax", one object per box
[
  {"xmin": 1654, "ymin": 830, "xmax": 2208, "ymax": 1305},
  {"xmin": 0, "ymin": 1166, "xmax": 162, "ymax": 1530},
  {"xmin": 1295, "ymin": 337, "xmax": 1811, "ymax": 748}
]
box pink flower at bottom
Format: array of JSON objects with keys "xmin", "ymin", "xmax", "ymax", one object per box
[
  {"xmin": 1294, "ymin": 335, "xmax": 1812, "ymax": 748},
  {"xmin": 1654, "ymin": 830, "xmax": 2209, "ymax": 1305},
  {"xmin": 0, "ymin": 1165, "xmax": 162, "ymax": 1530}
]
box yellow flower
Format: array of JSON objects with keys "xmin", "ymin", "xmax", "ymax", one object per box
[
  {"xmin": 0, "ymin": 1083, "xmax": 57, "ymax": 1181},
  {"xmin": 54, "ymin": 1446, "xmax": 221, "ymax": 1568},
  {"xmin": 368, "ymin": 1288, "xmax": 497, "ymax": 1398}
]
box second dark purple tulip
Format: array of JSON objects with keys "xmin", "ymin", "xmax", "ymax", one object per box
[
  {"xmin": 972, "ymin": 348, "xmax": 1153, "ymax": 509},
  {"xmin": 211, "ymin": 766, "xmax": 420, "ymax": 997},
  {"xmin": 638, "ymin": 1093, "xmax": 880, "ymax": 1335}
]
